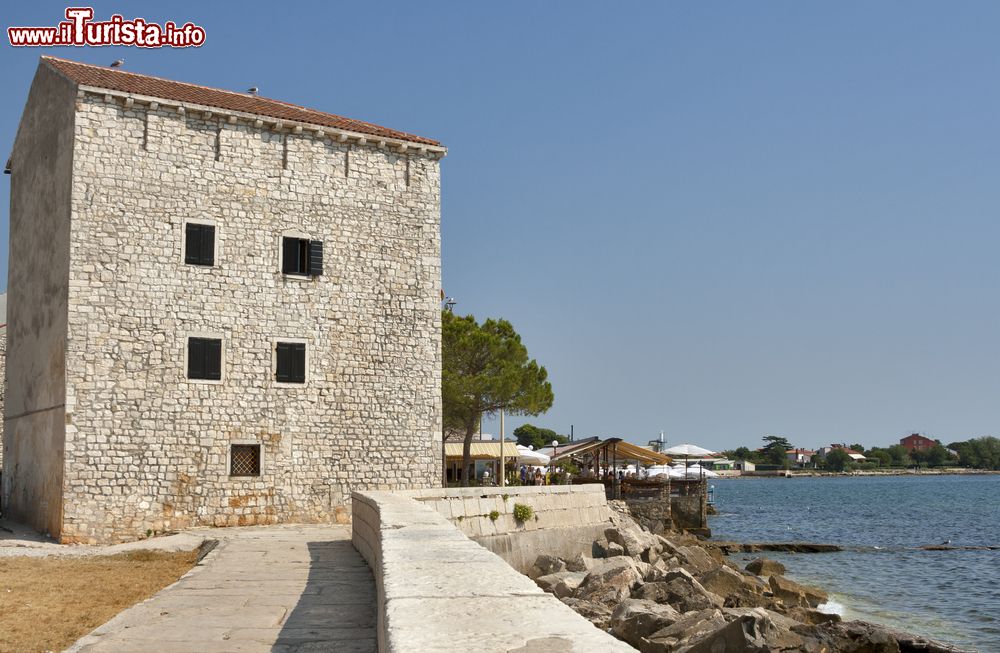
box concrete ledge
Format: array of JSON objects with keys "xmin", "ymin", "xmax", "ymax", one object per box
[{"xmin": 352, "ymin": 490, "xmax": 636, "ymax": 652}]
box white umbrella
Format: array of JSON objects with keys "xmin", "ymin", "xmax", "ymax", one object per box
[
  {"xmin": 645, "ymin": 465, "xmax": 673, "ymax": 476},
  {"xmin": 662, "ymin": 443, "xmax": 716, "ymax": 458},
  {"xmin": 686, "ymin": 464, "xmax": 719, "ymax": 479},
  {"xmin": 516, "ymin": 445, "xmax": 550, "ymax": 465}
]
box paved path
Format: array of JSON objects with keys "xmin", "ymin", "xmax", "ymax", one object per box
[{"xmin": 67, "ymin": 524, "xmax": 377, "ymax": 653}]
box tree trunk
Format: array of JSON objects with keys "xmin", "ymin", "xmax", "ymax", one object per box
[{"xmin": 461, "ymin": 422, "xmax": 476, "ymax": 487}]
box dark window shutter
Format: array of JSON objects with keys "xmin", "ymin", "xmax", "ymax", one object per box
[
  {"xmin": 185, "ymin": 224, "xmax": 215, "ymax": 266},
  {"xmin": 275, "ymin": 342, "xmax": 292, "ymax": 382},
  {"xmin": 185, "ymin": 225, "xmax": 198, "ymax": 264},
  {"xmin": 276, "ymin": 342, "xmax": 306, "ymax": 383},
  {"xmin": 200, "ymin": 225, "xmax": 215, "ymax": 265},
  {"xmin": 188, "ymin": 338, "xmax": 205, "ymax": 378},
  {"xmin": 282, "ymin": 237, "xmax": 300, "ymax": 274},
  {"xmin": 308, "ymin": 240, "xmax": 323, "ymax": 276},
  {"xmin": 205, "ymin": 339, "xmax": 222, "ymax": 380},
  {"xmin": 292, "ymin": 342, "xmax": 306, "ymax": 382}
]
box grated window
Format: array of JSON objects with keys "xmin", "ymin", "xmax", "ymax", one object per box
[{"xmin": 230, "ymin": 444, "xmax": 261, "ymax": 476}]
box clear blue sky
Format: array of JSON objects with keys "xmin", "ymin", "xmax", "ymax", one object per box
[{"xmin": 3, "ymin": 2, "xmax": 1000, "ymax": 452}]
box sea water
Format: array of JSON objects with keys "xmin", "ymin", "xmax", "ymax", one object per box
[{"xmin": 709, "ymin": 474, "xmax": 1000, "ymax": 652}]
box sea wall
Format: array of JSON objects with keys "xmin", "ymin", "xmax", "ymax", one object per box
[
  {"xmin": 399, "ymin": 485, "xmax": 613, "ymax": 573},
  {"xmin": 351, "ymin": 490, "xmax": 636, "ymax": 652}
]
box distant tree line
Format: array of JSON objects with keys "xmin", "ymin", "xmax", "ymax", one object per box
[{"xmin": 722, "ymin": 435, "xmax": 1000, "ymax": 472}]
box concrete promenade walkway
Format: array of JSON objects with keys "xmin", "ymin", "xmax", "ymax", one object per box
[{"xmin": 68, "ymin": 524, "xmax": 376, "ymax": 653}]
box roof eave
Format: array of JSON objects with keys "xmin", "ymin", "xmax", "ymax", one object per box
[{"xmin": 75, "ymin": 84, "xmax": 447, "ymax": 156}]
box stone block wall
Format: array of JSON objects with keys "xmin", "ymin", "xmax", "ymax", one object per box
[
  {"xmin": 2, "ymin": 63, "xmax": 75, "ymax": 537},
  {"xmin": 19, "ymin": 85, "xmax": 442, "ymax": 543},
  {"xmin": 400, "ymin": 485, "xmax": 613, "ymax": 573}
]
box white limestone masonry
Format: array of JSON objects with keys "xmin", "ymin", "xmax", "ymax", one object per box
[
  {"xmin": 4, "ymin": 59, "xmax": 443, "ymax": 544},
  {"xmin": 401, "ymin": 485, "xmax": 615, "ymax": 575},
  {"xmin": 352, "ymin": 490, "xmax": 637, "ymax": 652}
]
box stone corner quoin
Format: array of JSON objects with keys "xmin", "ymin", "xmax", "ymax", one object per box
[{"xmin": 1, "ymin": 57, "xmax": 444, "ymax": 545}]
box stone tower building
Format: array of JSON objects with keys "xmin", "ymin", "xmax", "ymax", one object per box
[{"xmin": 3, "ymin": 57, "xmax": 444, "ymax": 544}]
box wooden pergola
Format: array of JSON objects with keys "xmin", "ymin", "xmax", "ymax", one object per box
[{"xmin": 549, "ymin": 437, "xmax": 671, "ymax": 475}]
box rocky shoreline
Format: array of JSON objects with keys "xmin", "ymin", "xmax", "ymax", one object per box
[{"xmin": 525, "ymin": 501, "xmax": 971, "ymax": 652}]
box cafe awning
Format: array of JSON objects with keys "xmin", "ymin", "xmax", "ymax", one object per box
[
  {"xmin": 444, "ymin": 442, "xmax": 519, "ymax": 460},
  {"xmin": 549, "ymin": 438, "xmax": 671, "ymax": 465}
]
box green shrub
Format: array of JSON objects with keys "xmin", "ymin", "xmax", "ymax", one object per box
[
  {"xmin": 489, "ymin": 510, "xmax": 500, "ymax": 521},
  {"xmin": 513, "ymin": 503, "xmax": 534, "ymax": 523}
]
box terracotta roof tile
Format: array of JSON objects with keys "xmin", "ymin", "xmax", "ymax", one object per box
[{"xmin": 42, "ymin": 56, "xmax": 440, "ymax": 147}]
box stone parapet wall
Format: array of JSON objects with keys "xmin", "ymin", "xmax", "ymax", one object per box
[
  {"xmin": 402, "ymin": 485, "xmax": 614, "ymax": 572},
  {"xmin": 352, "ymin": 490, "xmax": 636, "ymax": 652}
]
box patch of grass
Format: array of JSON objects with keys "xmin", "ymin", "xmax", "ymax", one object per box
[{"xmin": 0, "ymin": 548, "xmax": 199, "ymax": 653}]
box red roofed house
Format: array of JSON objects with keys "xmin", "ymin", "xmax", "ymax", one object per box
[{"xmin": 900, "ymin": 433, "xmax": 936, "ymax": 453}]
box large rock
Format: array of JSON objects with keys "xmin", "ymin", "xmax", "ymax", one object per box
[
  {"xmin": 610, "ymin": 598, "xmax": 681, "ymax": 649},
  {"xmin": 769, "ymin": 575, "xmax": 828, "ymax": 609},
  {"xmin": 560, "ymin": 597, "xmax": 614, "ymax": 630},
  {"xmin": 784, "ymin": 606, "xmax": 842, "ymax": 625},
  {"xmin": 675, "ymin": 545, "xmax": 720, "ymax": 575},
  {"xmin": 534, "ymin": 570, "xmax": 576, "ymax": 594},
  {"xmin": 643, "ymin": 609, "xmax": 729, "ymax": 653},
  {"xmin": 673, "ymin": 607, "xmax": 818, "ymax": 652},
  {"xmin": 746, "ymin": 557, "xmax": 786, "ymax": 577},
  {"xmin": 605, "ymin": 525, "xmax": 656, "ymax": 558},
  {"xmin": 565, "ymin": 551, "xmax": 595, "ymax": 572},
  {"xmin": 796, "ymin": 620, "xmax": 901, "ymax": 652},
  {"xmin": 528, "ymin": 554, "xmax": 566, "ymax": 579},
  {"xmin": 633, "ymin": 569, "xmax": 724, "ymax": 613},
  {"xmin": 680, "ymin": 613, "xmax": 772, "ymax": 653},
  {"xmin": 577, "ymin": 557, "xmax": 643, "ymax": 605},
  {"xmin": 699, "ymin": 566, "xmax": 764, "ymax": 598},
  {"xmin": 607, "ymin": 541, "xmax": 628, "ymax": 557},
  {"xmin": 552, "ymin": 571, "xmax": 588, "ymax": 598}
]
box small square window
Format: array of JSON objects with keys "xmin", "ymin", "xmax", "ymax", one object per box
[
  {"xmin": 185, "ymin": 223, "xmax": 215, "ymax": 266},
  {"xmin": 230, "ymin": 444, "xmax": 261, "ymax": 476},
  {"xmin": 275, "ymin": 341, "xmax": 306, "ymax": 383},
  {"xmin": 282, "ymin": 236, "xmax": 323, "ymax": 276},
  {"xmin": 188, "ymin": 337, "xmax": 222, "ymax": 380}
]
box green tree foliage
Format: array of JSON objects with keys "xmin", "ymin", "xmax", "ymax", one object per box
[
  {"xmin": 925, "ymin": 444, "xmax": 952, "ymax": 467},
  {"xmin": 762, "ymin": 435, "xmax": 792, "ymax": 466},
  {"xmin": 848, "ymin": 443, "xmax": 865, "ymax": 454},
  {"xmin": 513, "ymin": 423, "xmax": 568, "ymax": 449},
  {"xmin": 886, "ymin": 444, "xmax": 912, "ymax": 467},
  {"xmin": 721, "ymin": 446, "xmax": 765, "ymax": 464},
  {"xmin": 442, "ymin": 311, "xmax": 555, "ymax": 485},
  {"xmin": 824, "ymin": 448, "xmax": 852, "ymax": 472},
  {"xmin": 948, "ymin": 437, "xmax": 1000, "ymax": 470},
  {"xmin": 865, "ymin": 448, "xmax": 892, "ymax": 467}
]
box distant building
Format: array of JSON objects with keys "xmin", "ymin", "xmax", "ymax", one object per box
[
  {"xmin": 785, "ymin": 448, "xmax": 816, "ymax": 468},
  {"xmin": 900, "ymin": 433, "xmax": 936, "ymax": 453},
  {"xmin": 734, "ymin": 460, "xmax": 756, "ymax": 472},
  {"xmin": 817, "ymin": 444, "xmax": 866, "ymax": 462}
]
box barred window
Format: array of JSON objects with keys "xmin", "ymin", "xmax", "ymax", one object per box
[{"xmin": 230, "ymin": 444, "xmax": 261, "ymax": 476}]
